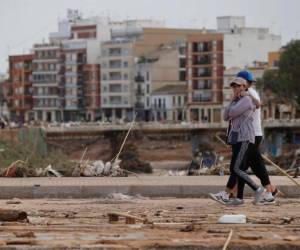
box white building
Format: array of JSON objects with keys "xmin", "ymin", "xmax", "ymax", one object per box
[
  {"xmin": 100, "ymin": 40, "xmax": 135, "ymax": 122},
  {"xmin": 150, "ymin": 85, "xmax": 187, "ymax": 122},
  {"xmin": 217, "ymin": 16, "xmax": 281, "ymax": 69}
]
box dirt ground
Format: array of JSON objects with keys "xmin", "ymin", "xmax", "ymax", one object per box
[{"xmin": 0, "ymin": 197, "xmax": 299, "ymax": 249}]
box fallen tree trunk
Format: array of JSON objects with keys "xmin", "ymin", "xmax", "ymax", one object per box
[{"xmin": 0, "ymin": 209, "xmax": 27, "ymax": 221}]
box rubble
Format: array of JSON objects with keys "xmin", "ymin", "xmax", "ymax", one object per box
[
  {"xmin": 0, "ymin": 209, "xmax": 27, "ymax": 221},
  {"xmin": 72, "ymin": 159, "xmax": 126, "ymax": 177},
  {"xmin": 6, "ymin": 198, "xmax": 22, "ymax": 205},
  {"xmin": 42, "ymin": 165, "xmax": 62, "ymax": 177},
  {"xmin": 0, "ymin": 160, "xmax": 36, "ymax": 177},
  {"xmin": 13, "ymin": 232, "xmax": 35, "ymax": 238}
]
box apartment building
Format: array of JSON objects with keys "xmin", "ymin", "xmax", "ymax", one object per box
[
  {"xmin": 100, "ymin": 40, "xmax": 135, "ymax": 122},
  {"xmin": 7, "ymin": 54, "xmax": 34, "ymax": 122},
  {"xmin": 62, "ymin": 40, "xmax": 87, "ymax": 121},
  {"xmin": 217, "ymin": 16, "xmax": 281, "ymax": 69},
  {"xmin": 32, "ymin": 43, "xmax": 64, "ymax": 122},
  {"xmin": 134, "ymin": 62, "xmax": 151, "ymax": 121},
  {"xmin": 83, "ymin": 64, "xmax": 101, "ymax": 121},
  {"xmin": 186, "ymin": 34, "xmax": 224, "ymax": 123}
]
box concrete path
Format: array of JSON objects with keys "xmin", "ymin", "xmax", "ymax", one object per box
[{"xmin": 0, "ymin": 176, "xmax": 299, "ymax": 199}]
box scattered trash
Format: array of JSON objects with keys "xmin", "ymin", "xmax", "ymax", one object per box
[
  {"xmin": 107, "ymin": 193, "xmax": 134, "ymax": 200},
  {"xmin": 238, "ymin": 233, "xmax": 263, "ymax": 240},
  {"xmin": 280, "ymin": 217, "xmax": 294, "ymax": 224},
  {"xmin": 222, "ymin": 229, "xmax": 233, "ymax": 250},
  {"xmin": 72, "ymin": 159, "xmax": 126, "ymax": 177},
  {"xmin": 107, "ymin": 211, "xmax": 151, "ymax": 225},
  {"xmin": 6, "ymin": 198, "xmax": 22, "ymax": 205},
  {"xmin": 0, "ymin": 209, "xmax": 27, "ymax": 221},
  {"xmin": 43, "ymin": 165, "xmax": 62, "ymax": 177},
  {"xmin": 13, "ymin": 231, "xmax": 35, "ymax": 238},
  {"xmin": 249, "ymin": 218, "xmax": 271, "ymax": 224},
  {"xmin": 218, "ymin": 214, "xmax": 246, "ymax": 224},
  {"xmin": 6, "ymin": 239, "xmax": 36, "ymax": 245},
  {"xmin": 207, "ymin": 229, "xmax": 230, "ymax": 234},
  {"xmin": 180, "ymin": 223, "xmax": 195, "ymax": 232},
  {"xmin": 283, "ymin": 235, "xmax": 299, "ymax": 241}
]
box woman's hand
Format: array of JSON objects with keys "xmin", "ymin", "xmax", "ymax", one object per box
[{"xmin": 240, "ymin": 90, "xmax": 249, "ymax": 97}]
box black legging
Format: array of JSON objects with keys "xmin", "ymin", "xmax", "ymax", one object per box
[
  {"xmin": 226, "ymin": 137, "xmax": 270, "ymax": 199},
  {"xmin": 226, "ymin": 141, "xmax": 259, "ymax": 199},
  {"xmin": 246, "ymin": 136, "xmax": 270, "ymax": 187}
]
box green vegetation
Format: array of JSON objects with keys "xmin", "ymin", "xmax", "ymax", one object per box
[
  {"xmin": 0, "ymin": 128, "xmax": 74, "ymax": 176},
  {"xmin": 257, "ymin": 40, "xmax": 300, "ymax": 105}
]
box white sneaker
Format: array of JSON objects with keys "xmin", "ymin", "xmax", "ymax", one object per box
[
  {"xmin": 209, "ymin": 191, "xmax": 230, "ymax": 205},
  {"xmin": 254, "ymin": 187, "xmax": 265, "ymax": 204},
  {"xmin": 257, "ymin": 192, "xmax": 275, "ymax": 205}
]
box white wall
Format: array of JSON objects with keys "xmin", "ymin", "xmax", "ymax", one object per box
[
  {"xmin": 223, "ymin": 29, "xmax": 281, "ymax": 69},
  {"xmin": 217, "ymin": 16, "xmax": 245, "ymax": 32},
  {"xmin": 87, "ymin": 40, "xmax": 101, "ymax": 64}
]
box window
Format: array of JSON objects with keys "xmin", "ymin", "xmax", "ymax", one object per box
[
  {"xmin": 178, "ymin": 96, "xmax": 181, "ymax": 106},
  {"xmin": 123, "ymin": 73, "xmax": 128, "ymax": 80},
  {"xmin": 123, "ymin": 61, "xmax": 128, "ymax": 67},
  {"xmin": 102, "ymin": 74, "xmax": 107, "ymax": 81},
  {"xmin": 122, "ymin": 49, "xmax": 129, "ymax": 56}
]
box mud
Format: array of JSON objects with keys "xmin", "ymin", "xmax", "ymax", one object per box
[{"xmin": 0, "ymin": 198, "xmax": 299, "ymax": 249}]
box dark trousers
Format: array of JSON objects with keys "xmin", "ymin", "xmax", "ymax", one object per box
[
  {"xmin": 226, "ymin": 141, "xmax": 259, "ymax": 199},
  {"xmin": 246, "ymin": 136, "xmax": 270, "ymax": 187},
  {"xmin": 226, "ymin": 136, "xmax": 271, "ymax": 199}
]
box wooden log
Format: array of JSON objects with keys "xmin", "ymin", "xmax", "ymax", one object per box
[
  {"xmin": 0, "ymin": 209, "xmax": 27, "ymax": 221},
  {"xmin": 107, "ymin": 211, "xmax": 151, "ymax": 224}
]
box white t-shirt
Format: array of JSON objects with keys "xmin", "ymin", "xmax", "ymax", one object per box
[{"xmin": 248, "ymin": 87, "xmax": 263, "ymax": 136}]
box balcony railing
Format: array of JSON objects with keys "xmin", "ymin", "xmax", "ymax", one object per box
[{"xmin": 135, "ymin": 75, "xmax": 145, "ymax": 82}]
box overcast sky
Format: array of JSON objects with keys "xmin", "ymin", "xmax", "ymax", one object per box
[{"xmin": 1, "ymin": 0, "xmax": 300, "ymax": 73}]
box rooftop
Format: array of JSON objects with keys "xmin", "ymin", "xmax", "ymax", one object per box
[{"xmin": 152, "ymin": 84, "xmax": 187, "ymax": 95}]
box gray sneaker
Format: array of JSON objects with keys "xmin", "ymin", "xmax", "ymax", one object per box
[
  {"xmin": 254, "ymin": 187, "xmax": 265, "ymax": 204},
  {"xmin": 209, "ymin": 191, "xmax": 229, "ymax": 205},
  {"xmin": 256, "ymin": 192, "xmax": 276, "ymax": 205},
  {"xmin": 226, "ymin": 198, "xmax": 244, "ymax": 206}
]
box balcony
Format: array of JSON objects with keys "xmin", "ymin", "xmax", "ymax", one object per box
[
  {"xmin": 193, "ymin": 80, "xmax": 212, "ymax": 90},
  {"xmin": 193, "ymin": 56, "xmax": 211, "ymax": 65},
  {"xmin": 108, "ymin": 49, "xmax": 122, "ymax": 57},
  {"xmin": 134, "ymin": 75, "xmax": 145, "ymax": 82},
  {"xmin": 193, "ymin": 42, "xmax": 212, "ymax": 53},
  {"xmin": 193, "ymin": 71, "xmax": 212, "ymax": 78},
  {"xmin": 135, "ymin": 102, "xmax": 144, "ymax": 109},
  {"xmin": 109, "ymin": 60, "xmax": 122, "ymax": 68}
]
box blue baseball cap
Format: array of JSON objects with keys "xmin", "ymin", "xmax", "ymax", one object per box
[{"xmin": 236, "ymin": 70, "xmax": 256, "ymax": 82}]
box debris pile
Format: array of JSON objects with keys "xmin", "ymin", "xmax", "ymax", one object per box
[
  {"xmin": 72, "ymin": 159, "xmax": 126, "ymax": 177},
  {"xmin": 118, "ymin": 142, "xmax": 152, "ymax": 173},
  {"xmin": 0, "ymin": 160, "xmax": 36, "ymax": 177},
  {"xmin": 0, "ymin": 137, "xmax": 73, "ymax": 177},
  {"xmin": 187, "ymin": 145, "xmax": 230, "ymax": 176}
]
